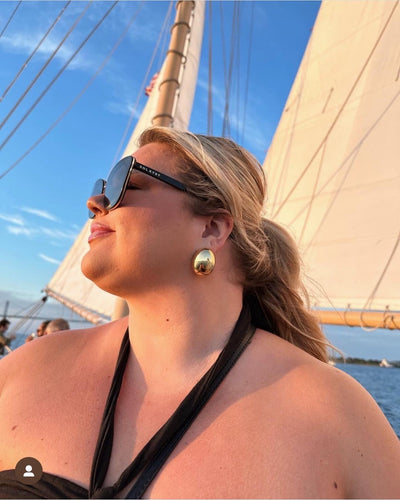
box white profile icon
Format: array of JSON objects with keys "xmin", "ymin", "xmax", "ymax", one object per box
[{"xmin": 23, "ymin": 465, "xmax": 35, "ymax": 478}]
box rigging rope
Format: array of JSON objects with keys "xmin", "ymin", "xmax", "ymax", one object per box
[
  {"xmin": 233, "ymin": 2, "xmax": 240, "ymax": 135},
  {"xmin": 0, "ymin": 0, "xmax": 119, "ymax": 151},
  {"xmin": 362, "ymin": 231, "xmax": 400, "ymax": 313},
  {"xmin": 301, "ymin": 145, "xmax": 361, "ymax": 252},
  {"xmin": 287, "ymin": 87, "xmax": 400, "ymax": 243},
  {"xmin": 0, "ymin": 0, "xmax": 91, "ymax": 131},
  {"xmin": 234, "ymin": 2, "xmax": 241, "ymax": 139},
  {"xmin": 0, "ymin": 2, "xmax": 140, "ymax": 181},
  {"xmin": 298, "ymin": 141, "xmax": 327, "ymax": 244},
  {"xmin": 272, "ymin": 1, "xmax": 399, "ymax": 218},
  {"xmin": 240, "ymin": 1, "xmax": 254, "ymax": 145},
  {"xmin": 207, "ymin": 1, "xmax": 213, "ymax": 135},
  {"xmin": 219, "ymin": 1, "xmax": 227, "ymax": 133},
  {"xmin": 0, "ymin": 1, "xmax": 72, "ymax": 102},
  {"xmin": 7, "ymin": 296, "xmax": 48, "ymax": 337},
  {"xmin": 0, "ymin": 0, "xmax": 22, "ymax": 39},
  {"xmin": 156, "ymin": 1, "xmax": 174, "ymax": 72},
  {"xmin": 222, "ymin": 1, "xmax": 240, "ymax": 137}
]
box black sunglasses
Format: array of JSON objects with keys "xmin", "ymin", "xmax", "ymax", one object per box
[{"xmin": 89, "ymin": 156, "xmax": 187, "ymax": 219}]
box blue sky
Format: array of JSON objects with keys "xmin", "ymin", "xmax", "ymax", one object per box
[{"xmin": 0, "ymin": 1, "xmax": 399, "ymax": 360}]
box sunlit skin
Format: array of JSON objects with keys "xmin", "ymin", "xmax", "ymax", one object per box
[{"xmin": 0, "ymin": 143, "xmax": 399, "ymax": 498}]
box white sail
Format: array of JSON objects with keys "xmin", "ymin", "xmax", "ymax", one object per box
[
  {"xmin": 46, "ymin": 2, "xmax": 205, "ymax": 323},
  {"xmin": 263, "ymin": 1, "xmax": 400, "ymax": 322}
]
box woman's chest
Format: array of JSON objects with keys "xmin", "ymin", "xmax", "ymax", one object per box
[
  {"xmin": 103, "ymin": 386, "xmax": 345, "ymax": 499},
  {"xmin": 0, "ymin": 366, "xmax": 112, "ymax": 485},
  {"xmin": 139, "ymin": 398, "xmax": 345, "ymax": 499}
]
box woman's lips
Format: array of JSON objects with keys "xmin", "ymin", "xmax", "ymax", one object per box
[{"xmin": 88, "ymin": 222, "xmax": 114, "ymax": 243}]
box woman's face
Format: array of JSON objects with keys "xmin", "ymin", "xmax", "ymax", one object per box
[{"xmin": 82, "ymin": 142, "xmax": 206, "ymax": 297}]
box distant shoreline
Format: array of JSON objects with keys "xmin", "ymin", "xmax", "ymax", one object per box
[{"xmin": 331, "ymin": 357, "xmax": 400, "ymax": 368}]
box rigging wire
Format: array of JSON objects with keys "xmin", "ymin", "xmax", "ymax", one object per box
[
  {"xmin": 234, "ymin": 2, "xmax": 240, "ymax": 140},
  {"xmin": 111, "ymin": 1, "xmax": 174, "ymax": 165},
  {"xmin": 268, "ymin": 19, "xmax": 316, "ymax": 211},
  {"xmin": 298, "ymin": 140, "xmax": 327, "ymax": 244},
  {"xmin": 0, "ymin": 0, "xmax": 92, "ymax": 131},
  {"xmin": 240, "ymin": 1, "xmax": 255, "ymax": 145},
  {"xmin": 301, "ymin": 146, "xmax": 361, "ymax": 252},
  {"xmin": 0, "ymin": 0, "xmax": 22, "ymax": 39},
  {"xmin": 0, "ymin": 0, "xmax": 119, "ymax": 152},
  {"xmin": 0, "ymin": 1, "xmax": 72, "ymax": 103},
  {"xmin": 219, "ymin": 2, "xmax": 227, "ymax": 134},
  {"xmin": 0, "ymin": 2, "xmax": 142, "ymax": 181},
  {"xmin": 156, "ymin": 1, "xmax": 174, "ymax": 71},
  {"xmin": 8, "ymin": 296, "xmax": 46, "ymax": 319},
  {"xmin": 7, "ymin": 297, "xmax": 48, "ymax": 337},
  {"xmin": 221, "ymin": 4, "xmax": 233, "ymax": 136},
  {"xmin": 361, "ymin": 232, "xmax": 400, "ymax": 331},
  {"xmin": 222, "ymin": 1, "xmax": 240, "ymax": 137},
  {"xmin": 287, "ymin": 87, "xmax": 400, "ymax": 242},
  {"xmin": 207, "ymin": 1, "xmax": 213, "ymax": 135}
]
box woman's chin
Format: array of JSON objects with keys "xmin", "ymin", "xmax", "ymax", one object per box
[
  {"xmin": 82, "ymin": 253, "xmax": 109, "ymax": 287},
  {"xmin": 81, "ymin": 254, "xmax": 125, "ymax": 298}
]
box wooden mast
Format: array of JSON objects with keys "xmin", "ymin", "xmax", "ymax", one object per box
[{"xmin": 152, "ymin": 1, "xmax": 195, "ymax": 127}]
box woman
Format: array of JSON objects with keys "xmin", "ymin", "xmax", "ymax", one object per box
[{"xmin": 0, "ymin": 127, "xmax": 399, "ymax": 498}]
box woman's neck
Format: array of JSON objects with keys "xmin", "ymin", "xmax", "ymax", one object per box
[{"xmin": 125, "ymin": 284, "xmax": 243, "ymax": 392}]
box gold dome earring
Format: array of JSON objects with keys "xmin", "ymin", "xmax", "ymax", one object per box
[{"xmin": 192, "ymin": 249, "xmax": 215, "ymax": 276}]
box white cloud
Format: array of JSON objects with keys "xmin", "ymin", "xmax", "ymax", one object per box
[
  {"xmin": 39, "ymin": 253, "xmax": 61, "ymax": 265},
  {"xmin": 0, "ymin": 33, "xmax": 40, "ymax": 54},
  {"xmin": 21, "ymin": 207, "xmax": 58, "ymax": 222},
  {"xmin": 0, "ymin": 208, "xmax": 72, "ymax": 239},
  {"xmin": 0, "ymin": 29, "xmax": 93, "ymax": 73},
  {"xmin": 7, "ymin": 225, "xmax": 34, "ymax": 236},
  {"xmin": 104, "ymin": 98, "xmax": 142, "ymax": 118},
  {"xmin": 0, "ymin": 213, "xmax": 24, "ymax": 225},
  {"xmin": 40, "ymin": 227, "xmax": 78, "ymax": 240}
]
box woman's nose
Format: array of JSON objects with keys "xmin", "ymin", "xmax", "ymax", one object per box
[{"xmin": 87, "ymin": 194, "xmax": 110, "ymax": 218}]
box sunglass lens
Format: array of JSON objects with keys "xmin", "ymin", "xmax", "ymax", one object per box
[
  {"xmin": 88, "ymin": 179, "xmax": 105, "ymax": 219},
  {"xmin": 92, "ymin": 178, "xmax": 105, "ymax": 197},
  {"xmin": 105, "ymin": 157, "xmax": 132, "ymax": 209},
  {"xmin": 88, "ymin": 157, "xmax": 132, "ymax": 219}
]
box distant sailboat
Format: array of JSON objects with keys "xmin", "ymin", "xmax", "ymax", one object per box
[
  {"xmin": 46, "ymin": 1, "xmax": 400, "ymax": 331},
  {"xmin": 379, "ymin": 358, "xmax": 393, "ymax": 368}
]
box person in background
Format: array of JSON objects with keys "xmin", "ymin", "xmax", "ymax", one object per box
[
  {"xmin": 0, "ymin": 319, "xmax": 14, "ymax": 355},
  {"xmin": 0, "ymin": 319, "xmax": 10, "ymax": 338},
  {"xmin": 25, "ymin": 320, "xmax": 51, "ymax": 343},
  {"xmin": 0, "ymin": 127, "xmax": 399, "ymax": 498},
  {"xmin": 44, "ymin": 318, "xmax": 70, "ymax": 335}
]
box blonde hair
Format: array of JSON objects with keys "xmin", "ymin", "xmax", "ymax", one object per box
[{"xmin": 139, "ymin": 127, "xmax": 330, "ymax": 362}]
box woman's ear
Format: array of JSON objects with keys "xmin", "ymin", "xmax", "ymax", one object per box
[{"xmin": 201, "ymin": 212, "xmax": 234, "ymax": 251}]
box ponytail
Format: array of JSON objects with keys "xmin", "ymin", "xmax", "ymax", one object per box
[{"xmin": 245, "ymin": 219, "xmax": 329, "ymax": 362}]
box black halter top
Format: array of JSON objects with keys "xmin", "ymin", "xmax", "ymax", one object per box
[{"xmin": 0, "ymin": 304, "xmax": 255, "ymax": 499}]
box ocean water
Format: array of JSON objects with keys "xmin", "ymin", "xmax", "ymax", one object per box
[{"xmin": 336, "ymin": 362, "xmax": 400, "ymax": 439}]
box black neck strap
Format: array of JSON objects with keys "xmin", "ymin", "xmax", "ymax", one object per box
[{"xmin": 89, "ymin": 303, "xmax": 256, "ymax": 498}]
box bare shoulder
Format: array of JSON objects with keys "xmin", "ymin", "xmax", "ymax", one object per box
[
  {"xmin": 237, "ymin": 329, "xmax": 400, "ymax": 497},
  {"xmin": 0, "ymin": 317, "xmax": 128, "ymax": 472},
  {"xmin": 0, "ymin": 317, "xmax": 128, "ymax": 393}
]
